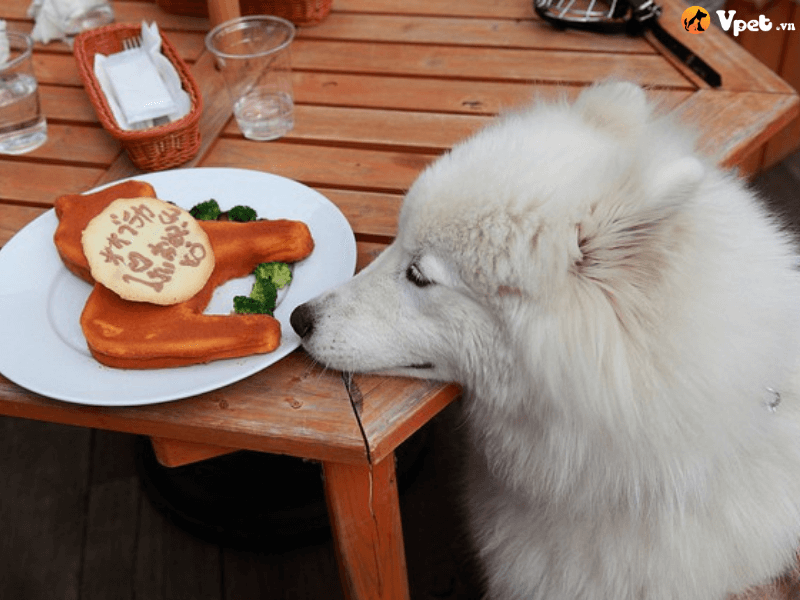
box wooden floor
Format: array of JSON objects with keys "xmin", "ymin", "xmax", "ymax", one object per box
[
  {"xmin": 0, "ymin": 398, "xmax": 484, "ymax": 600},
  {"xmin": 1, "ymin": 149, "xmax": 799, "ymax": 600}
]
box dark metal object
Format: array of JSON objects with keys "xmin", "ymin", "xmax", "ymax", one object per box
[{"xmin": 534, "ymin": 0, "xmax": 722, "ymax": 87}]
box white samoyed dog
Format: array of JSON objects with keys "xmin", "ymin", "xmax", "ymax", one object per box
[{"xmin": 290, "ymin": 81, "xmax": 800, "ymax": 600}]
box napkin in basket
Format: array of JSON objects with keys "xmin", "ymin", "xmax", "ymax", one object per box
[{"xmin": 93, "ymin": 22, "xmax": 192, "ymax": 130}]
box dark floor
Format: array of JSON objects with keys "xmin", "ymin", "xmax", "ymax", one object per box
[
  {"xmin": 752, "ymin": 150, "xmax": 800, "ymax": 235},
  {"xmin": 0, "ymin": 399, "xmax": 484, "ymax": 600},
  {"xmin": 1, "ymin": 148, "xmax": 799, "ymax": 600}
]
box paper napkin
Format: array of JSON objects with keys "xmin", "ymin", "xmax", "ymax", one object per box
[{"xmin": 93, "ymin": 22, "xmax": 192, "ymax": 130}]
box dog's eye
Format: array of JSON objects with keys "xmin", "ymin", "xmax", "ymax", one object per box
[{"xmin": 406, "ymin": 263, "xmax": 432, "ymax": 287}]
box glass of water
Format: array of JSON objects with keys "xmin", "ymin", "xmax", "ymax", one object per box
[
  {"xmin": 205, "ymin": 16, "xmax": 295, "ymax": 142},
  {"xmin": 62, "ymin": 2, "xmax": 115, "ymax": 38},
  {"xmin": 0, "ymin": 31, "xmax": 47, "ymax": 155}
]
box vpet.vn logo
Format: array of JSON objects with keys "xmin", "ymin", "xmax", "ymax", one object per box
[
  {"xmin": 681, "ymin": 6, "xmax": 711, "ymax": 34},
  {"xmin": 715, "ymin": 9, "xmax": 796, "ymax": 36}
]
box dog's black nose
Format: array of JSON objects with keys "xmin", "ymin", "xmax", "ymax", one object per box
[{"xmin": 290, "ymin": 303, "xmax": 315, "ymax": 339}]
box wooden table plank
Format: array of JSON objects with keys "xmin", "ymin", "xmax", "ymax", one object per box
[
  {"xmin": 8, "ymin": 22, "xmax": 206, "ymax": 64},
  {"xmin": 230, "ymin": 90, "xmax": 691, "ymax": 151},
  {"xmin": 292, "ymin": 40, "xmax": 691, "ymax": 87},
  {"xmin": 346, "ymin": 376, "xmax": 462, "ymax": 464},
  {"xmin": 0, "ymin": 206, "xmax": 47, "ymax": 248},
  {"xmin": 293, "ymin": 72, "xmax": 693, "ymax": 115},
  {"xmin": 335, "ymin": 0, "xmax": 532, "ymax": 19},
  {"xmin": 0, "ymin": 352, "xmax": 368, "ymax": 464},
  {"xmin": 301, "ymin": 13, "xmax": 656, "ymax": 54},
  {"xmin": 208, "ymin": 94, "xmax": 692, "ymax": 197},
  {"xmin": 3, "ymin": 0, "xmax": 210, "ymax": 32},
  {"xmin": 650, "ymin": 0, "xmax": 798, "ymax": 94},
  {"xmin": 114, "ymin": 1, "xmax": 210, "ymax": 31},
  {"xmin": 0, "ymin": 162, "xmax": 106, "ymax": 205},
  {"xmin": 203, "ymin": 140, "xmax": 437, "ymax": 194},
  {"xmin": 228, "ymin": 105, "xmax": 493, "ymax": 152},
  {"xmin": 677, "ymin": 91, "xmax": 800, "ymax": 169},
  {"xmin": 40, "ymin": 85, "xmax": 102, "ymax": 123},
  {"xmin": 21, "ymin": 124, "xmax": 120, "ymax": 165},
  {"xmin": 32, "ymin": 53, "xmax": 82, "ymax": 87},
  {"xmin": 9, "ymin": 0, "xmax": 652, "ymax": 55},
  {"xmin": 318, "ymin": 189, "xmax": 402, "ymax": 240},
  {"xmin": 27, "ymin": 37, "xmax": 684, "ymax": 93}
]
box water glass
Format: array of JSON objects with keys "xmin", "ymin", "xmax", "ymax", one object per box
[
  {"xmin": 205, "ymin": 16, "xmax": 295, "ymax": 141},
  {"xmin": 62, "ymin": 2, "xmax": 114, "ymax": 38},
  {"xmin": 0, "ymin": 31, "xmax": 47, "ymax": 155}
]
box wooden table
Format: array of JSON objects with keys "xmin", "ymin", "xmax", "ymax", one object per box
[{"xmin": 0, "ymin": 1, "xmax": 797, "ymax": 599}]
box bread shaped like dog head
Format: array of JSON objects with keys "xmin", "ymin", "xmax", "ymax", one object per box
[{"xmin": 54, "ymin": 181, "xmax": 314, "ymax": 369}]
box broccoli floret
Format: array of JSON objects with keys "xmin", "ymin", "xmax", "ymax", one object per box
[
  {"xmin": 250, "ymin": 277, "xmax": 277, "ymax": 307},
  {"xmin": 233, "ymin": 295, "xmax": 272, "ymax": 314},
  {"xmin": 189, "ymin": 198, "xmax": 221, "ymax": 221},
  {"xmin": 228, "ymin": 205, "xmax": 258, "ymax": 222},
  {"xmin": 232, "ymin": 281, "xmax": 276, "ymax": 315},
  {"xmin": 254, "ymin": 262, "xmax": 292, "ymax": 289},
  {"xmin": 233, "ymin": 262, "xmax": 292, "ymax": 315}
]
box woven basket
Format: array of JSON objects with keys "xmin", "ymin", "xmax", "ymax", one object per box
[
  {"xmin": 73, "ymin": 23, "xmax": 204, "ymax": 172},
  {"xmin": 156, "ymin": 0, "xmax": 332, "ymax": 26}
]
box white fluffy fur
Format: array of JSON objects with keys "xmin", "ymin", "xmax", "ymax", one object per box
[{"xmin": 291, "ymin": 81, "xmax": 800, "ymax": 600}]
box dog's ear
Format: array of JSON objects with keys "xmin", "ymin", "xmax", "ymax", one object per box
[
  {"xmin": 574, "ymin": 157, "xmax": 704, "ymax": 319},
  {"xmin": 574, "ymin": 81, "xmax": 650, "ymax": 141}
]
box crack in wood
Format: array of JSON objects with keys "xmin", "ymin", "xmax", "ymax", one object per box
[{"xmin": 342, "ymin": 372, "xmax": 371, "ymax": 464}]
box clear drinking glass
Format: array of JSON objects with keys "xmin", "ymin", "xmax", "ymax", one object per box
[
  {"xmin": 205, "ymin": 15, "xmax": 296, "ymax": 141},
  {"xmin": 0, "ymin": 31, "xmax": 47, "ymax": 155},
  {"xmin": 61, "ymin": 2, "xmax": 114, "ymax": 38}
]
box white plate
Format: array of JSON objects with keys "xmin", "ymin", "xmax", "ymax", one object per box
[{"xmin": 0, "ymin": 168, "xmax": 356, "ymax": 406}]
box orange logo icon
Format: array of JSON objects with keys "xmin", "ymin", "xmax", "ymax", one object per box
[{"xmin": 682, "ymin": 6, "xmax": 711, "ymax": 33}]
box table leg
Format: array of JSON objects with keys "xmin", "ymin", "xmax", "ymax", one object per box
[{"xmin": 322, "ymin": 454, "xmax": 410, "ymax": 600}]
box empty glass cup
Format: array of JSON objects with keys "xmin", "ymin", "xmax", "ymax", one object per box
[{"xmin": 205, "ymin": 16, "xmax": 296, "ymax": 141}]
